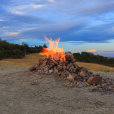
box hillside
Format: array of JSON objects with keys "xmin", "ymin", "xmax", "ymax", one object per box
[
  {"xmin": 1, "ymin": 53, "xmax": 114, "ymax": 72},
  {"xmin": 0, "ymin": 38, "xmax": 47, "ymax": 59},
  {"xmin": 0, "ymin": 39, "xmax": 114, "ymax": 68}
]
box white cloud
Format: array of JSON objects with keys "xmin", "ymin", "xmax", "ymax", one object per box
[
  {"xmin": 0, "ymin": 19, "xmax": 4, "ymax": 21},
  {"xmin": 19, "ymin": 39, "xmax": 26, "ymax": 42},
  {"xmin": 3, "ymin": 26, "xmax": 8, "ymax": 28},
  {"xmin": 105, "ymin": 26, "xmax": 114, "ymax": 34},
  {"xmin": 67, "ymin": 41, "xmax": 86, "ymax": 43},
  {"xmin": 31, "ymin": 4, "xmax": 45, "ymax": 9},
  {"xmin": 110, "ymin": 27, "xmax": 114, "ymax": 32},
  {"xmin": 10, "ymin": 10, "xmax": 24, "ymax": 14},
  {"xmin": 48, "ymin": 0, "xmax": 54, "ymax": 2},
  {"xmin": 35, "ymin": 18, "xmax": 87, "ymax": 33},
  {"xmin": 4, "ymin": 3, "xmax": 45, "ymax": 14},
  {"xmin": 5, "ymin": 32, "xmax": 20, "ymax": 36}
]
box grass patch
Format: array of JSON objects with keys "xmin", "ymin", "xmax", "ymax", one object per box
[{"xmin": 100, "ymin": 69, "xmax": 110, "ymax": 72}]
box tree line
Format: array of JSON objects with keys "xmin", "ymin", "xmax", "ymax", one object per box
[
  {"xmin": 0, "ymin": 37, "xmax": 47, "ymax": 59},
  {"xmin": 1, "ymin": 37, "xmax": 114, "ymax": 67},
  {"xmin": 73, "ymin": 52, "xmax": 114, "ymax": 67}
]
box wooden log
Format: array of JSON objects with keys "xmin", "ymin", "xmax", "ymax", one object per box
[
  {"xmin": 49, "ymin": 69, "xmax": 53, "ymax": 73},
  {"xmin": 57, "ymin": 65, "xmax": 63, "ymax": 71},
  {"xmin": 50, "ymin": 58, "xmax": 58, "ymax": 65},
  {"xmin": 87, "ymin": 76, "xmax": 102, "ymax": 85},
  {"xmin": 53, "ymin": 54, "xmax": 60, "ymax": 61},
  {"xmin": 72, "ymin": 68, "xmax": 76, "ymax": 73},
  {"xmin": 67, "ymin": 73, "xmax": 74, "ymax": 81},
  {"xmin": 80, "ymin": 71, "xmax": 88, "ymax": 77},
  {"xmin": 61, "ymin": 72, "xmax": 66, "ymax": 78},
  {"xmin": 43, "ymin": 67, "xmax": 49, "ymax": 72},
  {"xmin": 71, "ymin": 73, "xmax": 78, "ymax": 79},
  {"xmin": 39, "ymin": 59, "xmax": 44, "ymax": 65},
  {"xmin": 54, "ymin": 67, "xmax": 58, "ymax": 73},
  {"xmin": 40, "ymin": 60, "xmax": 47, "ymax": 67},
  {"xmin": 63, "ymin": 64, "xmax": 66, "ymax": 70},
  {"xmin": 91, "ymin": 76, "xmax": 102, "ymax": 85},
  {"xmin": 65, "ymin": 53, "xmax": 74, "ymax": 61},
  {"xmin": 29, "ymin": 65, "xmax": 38, "ymax": 71},
  {"xmin": 65, "ymin": 61, "xmax": 69, "ymax": 66},
  {"xmin": 80, "ymin": 67, "xmax": 88, "ymax": 72},
  {"xmin": 71, "ymin": 59, "xmax": 76, "ymax": 63},
  {"xmin": 58, "ymin": 71, "xmax": 62, "ymax": 76}
]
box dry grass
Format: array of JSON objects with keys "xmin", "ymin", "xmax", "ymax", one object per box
[
  {"xmin": 0, "ymin": 53, "xmax": 45, "ymax": 67},
  {"xmin": 1, "ymin": 53, "xmax": 114, "ymax": 72},
  {"xmin": 76, "ymin": 62, "xmax": 114, "ymax": 72}
]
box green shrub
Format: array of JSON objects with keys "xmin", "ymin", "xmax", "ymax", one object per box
[{"xmin": 0, "ymin": 42, "xmax": 4, "ymax": 60}]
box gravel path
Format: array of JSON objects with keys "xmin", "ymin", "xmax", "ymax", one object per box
[
  {"xmin": 0, "ymin": 65, "xmax": 28, "ymax": 75},
  {"xmin": 0, "ymin": 66, "xmax": 114, "ymax": 114}
]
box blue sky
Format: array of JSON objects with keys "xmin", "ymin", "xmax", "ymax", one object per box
[{"xmin": 0, "ymin": 0, "xmax": 114, "ymax": 57}]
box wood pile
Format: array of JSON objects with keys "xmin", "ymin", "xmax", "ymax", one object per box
[{"xmin": 29, "ymin": 53, "xmax": 103, "ymax": 86}]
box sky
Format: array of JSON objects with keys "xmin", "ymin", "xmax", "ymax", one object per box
[{"xmin": 0, "ymin": 0, "xmax": 114, "ymax": 57}]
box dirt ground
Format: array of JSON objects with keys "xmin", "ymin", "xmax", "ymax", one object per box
[{"xmin": 0, "ymin": 66, "xmax": 114, "ymax": 114}]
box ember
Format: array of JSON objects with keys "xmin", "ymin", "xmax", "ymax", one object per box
[{"xmin": 29, "ymin": 36, "xmax": 103, "ymax": 86}]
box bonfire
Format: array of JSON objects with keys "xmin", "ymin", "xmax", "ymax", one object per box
[{"xmin": 29, "ymin": 36, "xmax": 103, "ymax": 87}]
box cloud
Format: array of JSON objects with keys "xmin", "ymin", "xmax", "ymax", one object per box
[
  {"xmin": 18, "ymin": 18, "xmax": 88, "ymax": 40},
  {"xmin": 8, "ymin": 32, "xmax": 20, "ymax": 36},
  {"xmin": 19, "ymin": 39, "xmax": 27, "ymax": 42},
  {"xmin": 82, "ymin": 50, "xmax": 97, "ymax": 53},
  {"xmin": 31, "ymin": 4, "xmax": 45, "ymax": 9},
  {"xmin": 86, "ymin": 50, "xmax": 97, "ymax": 52},
  {"xmin": 9, "ymin": 14, "xmax": 52, "ymax": 24},
  {"xmin": 0, "ymin": 19, "xmax": 4, "ymax": 21},
  {"xmin": 1, "ymin": 0, "xmax": 114, "ymax": 16},
  {"xmin": 74, "ymin": 1, "xmax": 114, "ymax": 15},
  {"xmin": 48, "ymin": 0, "xmax": 54, "ymax": 2},
  {"xmin": 103, "ymin": 50, "xmax": 114, "ymax": 52},
  {"xmin": 65, "ymin": 41, "xmax": 86, "ymax": 45},
  {"xmin": 3, "ymin": 32, "xmax": 20, "ymax": 36},
  {"xmin": 0, "ymin": 12, "xmax": 53, "ymax": 31},
  {"xmin": 0, "ymin": 0, "xmax": 114, "ymax": 46},
  {"xmin": 2, "ymin": 3, "xmax": 45, "ymax": 14}
]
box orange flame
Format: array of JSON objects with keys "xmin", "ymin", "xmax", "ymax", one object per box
[{"xmin": 39, "ymin": 36, "xmax": 65, "ymax": 61}]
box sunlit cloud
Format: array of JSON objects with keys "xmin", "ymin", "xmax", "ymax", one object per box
[
  {"xmin": 86, "ymin": 50, "xmax": 97, "ymax": 52},
  {"xmin": 82, "ymin": 50, "xmax": 97, "ymax": 53}
]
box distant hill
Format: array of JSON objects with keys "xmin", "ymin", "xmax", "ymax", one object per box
[
  {"xmin": 0, "ymin": 38, "xmax": 47, "ymax": 59},
  {"xmin": 73, "ymin": 52, "xmax": 114, "ymax": 67}
]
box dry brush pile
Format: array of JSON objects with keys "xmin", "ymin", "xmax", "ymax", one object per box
[{"xmin": 29, "ymin": 53, "xmax": 114, "ymax": 91}]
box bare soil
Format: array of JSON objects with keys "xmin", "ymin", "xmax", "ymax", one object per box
[{"xmin": 0, "ymin": 66, "xmax": 114, "ymax": 114}]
